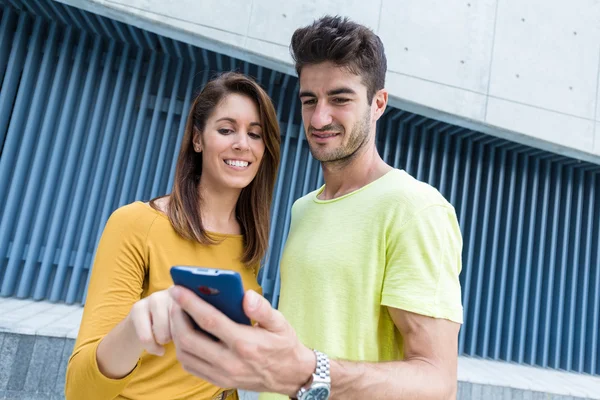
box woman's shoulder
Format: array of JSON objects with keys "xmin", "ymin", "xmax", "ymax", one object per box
[{"xmin": 106, "ymin": 201, "xmax": 164, "ymax": 233}]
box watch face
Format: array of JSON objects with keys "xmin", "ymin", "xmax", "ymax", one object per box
[{"xmin": 305, "ymin": 386, "xmax": 330, "ymax": 400}]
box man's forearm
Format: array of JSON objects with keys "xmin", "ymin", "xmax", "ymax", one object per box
[{"xmin": 329, "ymin": 358, "xmax": 456, "ymax": 400}]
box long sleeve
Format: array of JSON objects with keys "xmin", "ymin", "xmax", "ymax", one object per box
[{"xmin": 65, "ymin": 205, "xmax": 153, "ymax": 400}]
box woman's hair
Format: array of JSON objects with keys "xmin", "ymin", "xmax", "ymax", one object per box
[{"xmin": 152, "ymin": 72, "xmax": 281, "ymax": 268}]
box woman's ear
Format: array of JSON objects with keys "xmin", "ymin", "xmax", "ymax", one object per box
[{"xmin": 192, "ymin": 126, "xmax": 202, "ymax": 153}]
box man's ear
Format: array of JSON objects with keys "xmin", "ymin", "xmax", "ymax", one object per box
[
  {"xmin": 192, "ymin": 126, "xmax": 202, "ymax": 153},
  {"xmin": 372, "ymin": 89, "xmax": 388, "ymax": 122}
]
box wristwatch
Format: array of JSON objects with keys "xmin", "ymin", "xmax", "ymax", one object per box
[{"xmin": 294, "ymin": 350, "xmax": 331, "ymax": 400}]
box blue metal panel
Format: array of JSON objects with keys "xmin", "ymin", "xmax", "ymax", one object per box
[{"xmin": 1, "ymin": 0, "xmax": 600, "ymax": 377}]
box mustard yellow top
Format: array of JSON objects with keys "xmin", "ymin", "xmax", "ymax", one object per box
[{"xmin": 66, "ymin": 201, "xmax": 261, "ymax": 400}]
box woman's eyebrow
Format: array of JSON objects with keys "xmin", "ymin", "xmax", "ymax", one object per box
[{"xmin": 216, "ymin": 117, "xmax": 261, "ymax": 127}]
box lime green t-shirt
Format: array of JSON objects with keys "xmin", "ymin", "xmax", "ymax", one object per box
[{"xmin": 259, "ymin": 169, "xmax": 463, "ymax": 399}]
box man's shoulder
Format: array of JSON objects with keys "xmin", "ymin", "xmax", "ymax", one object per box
[
  {"xmin": 379, "ymin": 169, "xmax": 452, "ymax": 212},
  {"xmin": 290, "ymin": 188, "xmax": 320, "ymax": 211}
]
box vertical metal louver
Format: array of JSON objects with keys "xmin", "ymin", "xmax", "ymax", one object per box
[{"xmin": 0, "ymin": 0, "xmax": 598, "ymax": 376}]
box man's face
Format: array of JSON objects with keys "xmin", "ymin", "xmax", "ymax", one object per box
[{"xmin": 299, "ymin": 62, "xmax": 374, "ymax": 164}]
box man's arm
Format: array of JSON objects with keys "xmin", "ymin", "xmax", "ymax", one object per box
[
  {"xmin": 329, "ymin": 307, "xmax": 460, "ymax": 399},
  {"xmin": 168, "ymin": 287, "xmax": 460, "ymax": 400}
]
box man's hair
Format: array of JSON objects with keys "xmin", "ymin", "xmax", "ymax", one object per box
[{"xmin": 290, "ymin": 15, "xmax": 387, "ymax": 103}]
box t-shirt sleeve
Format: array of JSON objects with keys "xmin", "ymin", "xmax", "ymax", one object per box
[
  {"xmin": 65, "ymin": 205, "xmax": 151, "ymax": 400},
  {"xmin": 381, "ymin": 204, "xmax": 464, "ymax": 324}
]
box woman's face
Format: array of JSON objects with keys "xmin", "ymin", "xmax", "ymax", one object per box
[{"xmin": 193, "ymin": 93, "xmax": 266, "ymax": 191}]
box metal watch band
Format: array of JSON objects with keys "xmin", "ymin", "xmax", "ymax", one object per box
[
  {"xmin": 295, "ymin": 349, "xmax": 331, "ymax": 400},
  {"xmin": 314, "ymin": 350, "xmax": 330, "ymax": 382}
]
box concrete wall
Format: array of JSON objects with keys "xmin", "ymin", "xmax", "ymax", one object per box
[
  {"xmin": 0, "ymin": 332, "xmax": 593, "ymax": 400},
  {"xmin": 55, "ymin": 0, "xmax": 600, "ymax": 165}
]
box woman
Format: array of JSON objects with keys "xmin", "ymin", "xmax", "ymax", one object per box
[{"xmin": 65, "ymin": 72, "xmax": 281, "ymax": 400}]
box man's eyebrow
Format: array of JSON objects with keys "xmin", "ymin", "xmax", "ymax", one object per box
[
  {"xmin": 327, "ymin": 88, "xmax": 356, "ymax": 96},
  {"xmin": 216, "ymin": 117, "xmax": 261, "ymax": 127},
  {"xmin": 299, "ymin": 88, "xmax": 357, "ymax": 98},
  {"xmin": 299, "ymin": 91, "xmax": 316, "ymax": 98}
]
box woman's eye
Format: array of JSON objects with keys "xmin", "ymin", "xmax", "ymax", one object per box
[
  {"xmin": 249, "ymin": 132, "xmax": 262, "ymax": 139},
  {"xmin": 218, "ymin": 128, "xmax": 233, "ymax": 134}
]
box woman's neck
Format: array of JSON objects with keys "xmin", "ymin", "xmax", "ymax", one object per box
[{"xmin": 197, "ymin": 179, "xmax": 242, "ymax": 235}]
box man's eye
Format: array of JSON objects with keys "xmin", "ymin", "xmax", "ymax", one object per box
[
  {"xmin": 333, "ymin": 98, "xmax": 349, "ymax": 104},
  {"xmin": 302, "ymin": 99, "xmax": 316, "ymax": 106},
  {"xmin": 218, "ymin": 128, "xmax": 233, "ymax": 134}
]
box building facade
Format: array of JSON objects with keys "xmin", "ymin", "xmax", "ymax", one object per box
[{"xmin": 0, "ymin": 0, "xmax": 599, "ymax": 397}]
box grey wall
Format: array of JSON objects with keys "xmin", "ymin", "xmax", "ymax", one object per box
[
  {"xmin": 56, "ymin": 0, "xmax": 600, "ymax": 166},
  {"xmin": 0, "ymin": 332, "xmax": 592, "ymax": 400}
]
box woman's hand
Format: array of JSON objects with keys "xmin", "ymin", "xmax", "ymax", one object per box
[{"xmin": 127, "ymin": 289, "xmax": 174, "ymax": 356}]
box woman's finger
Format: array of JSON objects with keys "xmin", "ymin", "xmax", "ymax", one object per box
[
  {"xmin": 150, "ymin": 294, "xmax": 172, "ymax": 345},
  {"xmin": 131, "ymin": 302, "xmax": 165, "ymax": 356}
]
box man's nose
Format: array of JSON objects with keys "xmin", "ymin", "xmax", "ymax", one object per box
[{"xmin": 310, "ymin": 103, "xmax": 333, "ymax": 130}]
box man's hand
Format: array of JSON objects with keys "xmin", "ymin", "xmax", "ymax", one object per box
[{"xmin": 168, "ymin": 286, "xmax": 316, "ymax": 396}]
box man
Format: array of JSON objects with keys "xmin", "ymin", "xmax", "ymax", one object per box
[{"xmin": 169, "ymin": 15, "xmax": 463, "ymax": 400}]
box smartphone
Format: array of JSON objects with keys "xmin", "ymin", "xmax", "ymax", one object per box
[{"xmin": 170, "ymin": 266, "xmax": 251, "ymax": 339}]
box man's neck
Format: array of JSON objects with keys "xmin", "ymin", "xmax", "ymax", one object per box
[
  {"xmin": 319, "ymin": 144, "xmax": 392, "ymax": 201},
  {"xmin": 197, "ymin": 179, "xmax": 241, "ymax": 234}
]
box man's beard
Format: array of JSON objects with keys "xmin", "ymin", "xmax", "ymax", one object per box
[{"xmin": 308, "ymin": 109, "xmax": 371, "ymax": 165}]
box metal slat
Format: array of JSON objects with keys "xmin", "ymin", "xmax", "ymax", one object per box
[
  {"xmin": 392, "ymin": 119, "xmax": 406, "ymax": 169},
  {"xmin": 505, "ymin": 155, "xmax": 529, "ymax": 361},
  {"xmin": 553, "ymin": 166, "xmax": 574, "ymax": 369},
  {"xmin": 542, "ymin": 164, "xmax": 563, "ymax": 367},
  {"xmin": 271, "ymin": 122, "xmax": 304, "ymax": 307},
  {"xmin": 81, "ymin": 48, "xmax": 146, "ymax": 304},
  {"xmin": 15, "ymin": 25, "xmax": 74, "ymax": 298},
  {"xmin": 437, "ymin": 129, "xmax": 452, "ymax": 198},
  {"xmin": 0, "ymin": 13, "xmax": 33, "ymax": 206},
  {"xmin": 469, "ymin": 144, "xmax": 496, "ymax": 356},
  {"xmin": 51, "ymin": 40, "xmax": 117, "ymax": 303},
  {"xmin": 493, "ymin": 150, "xmax": 518, "ymax": 359},
  {"xmin": 134, "ymin": 55, "xmax": 171, "ymax": 201},
  {"xmin": 427, "ymin": 127, "xmax": 442, "ymax": 187},
  {"xmin": 0, "ymin": 20, "xmax": 57, "ymax": 296},
  {"xmin": 448, "ymin": 136, "xmax": 464, "ymax": 207},
  {"xmin": 580, "ymin": 172, "xmax": 595, "ymax": 372},
  {"xmin": 66, "ymin": 44, "xmax": 131, "ymax": 304},
  {"xmin": 590, "ymin": 174, "xmax": 600, "ymax": 374},
  {"xmin": 0, "ymin": 7, "xmax": 16, "ymax": 84},
  {"xmin": 37, "ymin": 36, "xmax": 103, "ymax": 301},
  {"xmin": 262, "ymin": 76, "xmax": 293, "ymax": 303},
  {"xmin": 530, "ymin": 159, "xmax": 551, "ymax": 365},
  {"xmin": 518, "ymin": 157, "xmax": 540, "ymax": 363},
  {"xmin": 0, "ymin": 17, "xmax": 44, "ymax": 293},
  {"xmin": 150, "ymin": 57, "xmax": 184, "ymax": 197},
  {"xmin": 482, "ymin": 148, "xmax": 507, "ymax": 357},
  {"xmin": 166, "ymin": 45, "xmax": 199, "ymax": 192},
  {"xmin": 404, "ymin": 122, "xmax": 418, "ymax": 175},
  {"xmin": 117, "ymin": 52, "xmax": 158, "ymax": 206},
  {"xmin": 31, "ymin": 31, "xmax": 89, "ymax": 300},
  {"xmin": 459, "ymin": 141, "xmax": 484, "ymax": 354},
  {"xmin": 566, "ymin": 168, "xmax": 584, "ymax": 371},
  {"xmin": 300, "ymin": 125, "xmax": 316, "ymax": 195},
  {"xmin": 415, "ymin": 122, "xmax": 431, "ymax": 181},
  {"xmin": 381, "ymin": 117, "xmax": 394, "ymax": 163}
]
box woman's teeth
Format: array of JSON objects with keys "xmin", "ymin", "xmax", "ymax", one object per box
[{"xmin": 225, "ymin": 160, "xmax": 249, "ymax": 167}]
